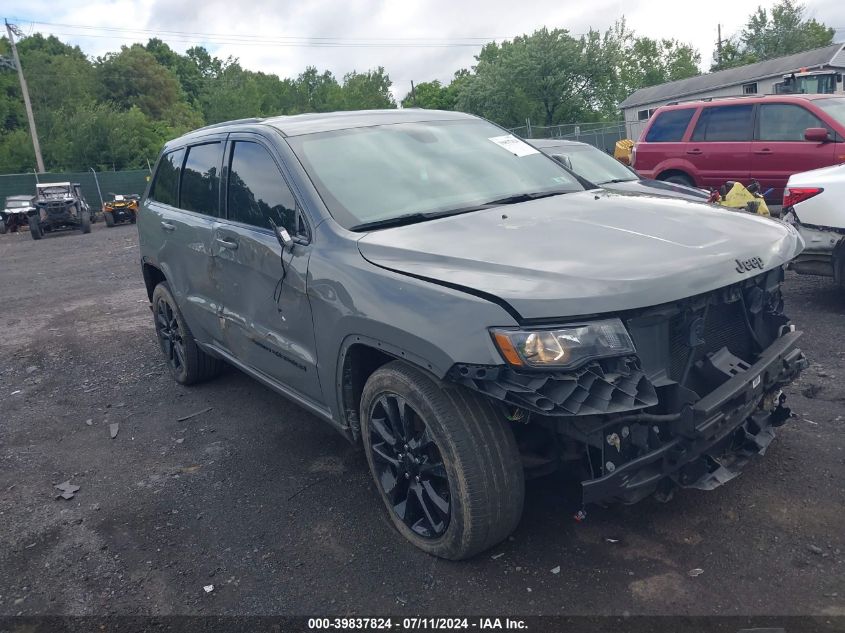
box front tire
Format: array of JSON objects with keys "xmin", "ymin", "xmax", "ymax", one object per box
[
  {"xmin": 80, "ymin": 210, "xmax": 91, "ymax": 233},
  {"xmin": 361, "ymin": 361, "xmax": 524, "ymax": 560},
  {"xmin": 28, "ymin": 215, "xmax": 42, "ymax": 240},
  {"xmin": 151, "ymin": 282, "xmax": 223, "ymax": 385},
  {"xmin": 0, "ymin": 219, "xmax": 6, "ymax": 234},
  {"xmin": 104, "ymin": 212, "xmax": 115, "ymax": 227}
]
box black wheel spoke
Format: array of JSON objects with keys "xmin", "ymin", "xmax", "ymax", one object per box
[
  {"xmin": 173, "ymin": 341, "xmax": 185, "ymax": 369},
  {"xmin": 421, "ymin": 480, "xmax": 450, "ymax": 516},
  {"xmin": 370, "ymin": 415, "xmax": 397, "ymax": 446},
  {"xmin": 418, "ymin": 460, "xmax": 448, "ymax": 480},
  {"xmin": 371, "ymin": 442, "xmax": 400, "ymax": 467}
]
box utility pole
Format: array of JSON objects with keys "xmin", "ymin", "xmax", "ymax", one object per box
[
  {"xmin": 717, "ymin": 24, "xmax": 723, "ymax": 66},
  {"xmin": 410, "ymin": 80, "xmax": 417, "ymax": 106},
  {"xmin": 5, "ymin": 20, "xmax": 45, "ymax": 173}
]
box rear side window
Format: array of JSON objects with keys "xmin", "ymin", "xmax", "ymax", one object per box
[
  {"xmin": 227, "ymin": 141, "xmax": 298, "ymax": 233},
  {"xmin": 180, "ymin": 143, "xmax": 222, "ymax": 216},
  {"xmin": 644, "ymin": 109, "xmax": 695, "ymax": 142},
  {"xmin": 692, "ymin": 105, "xmax": 754, "ymax": 141},
  {"xmin": 758, "ymin": 104, "xmax": 825, "ymax": 141},
  {"xmin": 149, "ymin": 149, "xmax": 184, "ymax": 206}
]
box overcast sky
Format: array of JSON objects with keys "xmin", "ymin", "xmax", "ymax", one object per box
[{"xmin": 4, "ymin": 0, "xmax": 845, "ymax": 101}]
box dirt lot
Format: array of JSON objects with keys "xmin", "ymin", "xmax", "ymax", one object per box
[{"xmin": 0, "ymin": 222, "xmax": 843, "ymax": 617}]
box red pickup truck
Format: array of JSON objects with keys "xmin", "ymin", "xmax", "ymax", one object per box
[{"xmin": 632, "ymin": 94, "xmax": 845, "ymax": 201}]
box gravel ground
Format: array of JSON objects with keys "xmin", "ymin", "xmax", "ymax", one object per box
[{"xmin": 0, "ymin": 222, "xmax": 843, "ymax": 617}]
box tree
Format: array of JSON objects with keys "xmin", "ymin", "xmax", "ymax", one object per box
[
  {"xmin": 400, "ymin": 70, "xmax": 473, "ymax": 110},
  {"xmin": 96, "ymin": 45, "xmax": 185, "ymax": 121},
  {"xmin": 341, "ymin": 67, "xmax": 395, "ymax": 110},
  {"xmin": 712, "ymin": 0, "xmax": 835, "ymax": 70}
]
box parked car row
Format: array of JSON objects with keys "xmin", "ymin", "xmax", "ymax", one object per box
[{"xmin": 138, "ymin": 109, "xmax": 808, "ymax": 560}]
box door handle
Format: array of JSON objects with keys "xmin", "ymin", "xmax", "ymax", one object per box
[
  {"xmin": 216, "ymin": 237, "xmax": 238, "ymax": 250},
  {"xmin": 160, "ymin": 221, "xmax": 175, "ymax": 231},
  {"xmin": 686, "ymin": 149, "xmax": 702, "ymax": 155},
  {"xmin": 754, "ymin": 149, "xmax": 773, "ymax": 155}
]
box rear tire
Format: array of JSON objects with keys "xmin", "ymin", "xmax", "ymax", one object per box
[
  {"xmin": 0, "ymin": 219, "xmax": 6, "ymax": 234},
  {"xmin": 104, "ymin": 212, "xmax": 115, "ymax": 227},
  {"xmin": 80, "ymin": 210, "xmax": 91, "ymax": 233},
  {"xmin": 28, "ymin": 215, "xmax": 42, "ymax": 240},
  {"xmin": 151, "ymin": 282, "xmax": 223, "ymax": 385},
  {"xmin": 660, "ymin": 173, "xmax": 694, "ymax": 187},
  {"xmin": 361, "ymin": 361, "xmax": 524, "ymax": 560}
]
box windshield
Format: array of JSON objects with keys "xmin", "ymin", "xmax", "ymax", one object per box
[
  {"xmin": 286, "ymin": 119, "xmax": 583, "ymax": 230},
  {"xmin": 5, "ymin": 200, "xmax": 31, "ymax": 208},
  {"xmin": 815, "ymin": 97, "xmax": 845, "ymax": 128},
  {"xmin": 38, "ymin": 186, "xmax": 70, "ymax": 197},
  {"xmin": 544, "ymin": 144, "xmax": 636, "ymax": 184}
]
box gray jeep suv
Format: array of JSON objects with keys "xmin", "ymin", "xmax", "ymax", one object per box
[{"xmin": 139, "ymin": 109, "xmax": 807, "ymax": 560}]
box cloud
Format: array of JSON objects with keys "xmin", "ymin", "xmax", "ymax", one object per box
[{"xmin": 6, "ymin": 0, "xmax": 844, "ymax": 102}]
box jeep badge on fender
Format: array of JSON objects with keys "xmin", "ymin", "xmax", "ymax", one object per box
[{"xmin": 736, "ymin": 256, "xmax": 764, "ymax": 273}]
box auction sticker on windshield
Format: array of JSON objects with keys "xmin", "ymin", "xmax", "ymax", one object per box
[{"xmin": 488, "ymin": 134, "xmax": 539, "ymax": 157}]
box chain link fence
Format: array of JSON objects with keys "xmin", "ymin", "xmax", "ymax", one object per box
[
  {"xmin": 509, "ymin": 121, "xmax": 627, "ymax": 154},
  {"xmin": 0, "ymin": 169, "xmax": 150, "ymax": 209}
]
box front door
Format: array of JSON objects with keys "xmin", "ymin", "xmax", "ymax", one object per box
[
  {"xmin": 750, "ymin": 103, "xmax": 837, "ymax": 201},
  {"xmin": 210, "ymin": 136, "xmax": 322, "ymax": 404}
]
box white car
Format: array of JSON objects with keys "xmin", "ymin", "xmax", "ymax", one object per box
[{"xmin": 783, "ymin": 163, "xmax": 845, "ymax": 289}]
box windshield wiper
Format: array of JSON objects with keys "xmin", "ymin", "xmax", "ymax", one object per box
[
  {"xmin": 596, "ymin": 178, "xmax": 637, "ymax": 184},
  {"xmin": 350, "ymin": 190, "xmax": 574, "ymax": 232}
]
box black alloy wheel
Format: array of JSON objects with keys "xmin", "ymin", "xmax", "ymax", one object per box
[
  {"xmin": 368, "ymin": 393, "xmax": 451, "ymax": 538},
  {"xmin": 155, "ymin": 296, "xmax": 186, "ymax": 374}
]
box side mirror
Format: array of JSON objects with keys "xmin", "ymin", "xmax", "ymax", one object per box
[
  {"xmin": 804, "ymin": 127, "xmax": 830, "ymax": 143},
  {"xmin": 268, "ymin": 218, "xmax": 293, "ymax": 250}
]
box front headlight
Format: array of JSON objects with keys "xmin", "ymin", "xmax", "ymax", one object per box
[{"xmin": 491, "ymin": 318, "xmax": 635, "ymax": 369}]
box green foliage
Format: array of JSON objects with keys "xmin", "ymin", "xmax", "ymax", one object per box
[
  {"xmin": 0, "ymin": 32, "xmax": 397, "ymax": 173},
  {"xmin": 712, "ymin": 0, "xmax": 835, "ymax": 71}
]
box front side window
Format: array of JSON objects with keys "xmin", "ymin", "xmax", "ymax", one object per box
[
  {"xmin": 149, "ymin": 149, "xmax": 184, "ymax": 207},
  {"xmin": 691, "ymin": 105, "xmax": 754, "ymax": 141},
  {"xmin": 227, "ymin": 141, "xmax": 298, "ymax": 233},
  {"xmin": 286, "ymin": 119, "xmax": 582, "ymax": 230},
  {"xmin": 814, "ymin": 97, "xmax": 845, "ymax": 128},
  {"xmin": 549, "ymin": 146, "xmax": 636, "ymax": 184},
  {"xmin": 644, "ymin": 109, "xmax": 695, "ymax": 142},
  {"xmin": 180, "ymin": 143, "xmax": 222, "ymax": 216},
  {"xmin": 758, "ymin": 104, "xmax": 826, "ymax": 141}
]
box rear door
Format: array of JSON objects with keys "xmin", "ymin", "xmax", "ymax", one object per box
[
  {"xmin": 685, "ymin": 104, "xmax": 753, "ymax": 189},
  {"xmin": 750, "ymin": 102, "xmax": 837, "ymax": 200},
  {"xmin": 145, "ymin": 139, "xmax": 225, "ymax": 345},
  {"xmin": 635, "ymin": 107, "xmax": 697, "ymax": 178},
  {"xmin": 210, "ymin": 134, "xmax": 322, "ymax": 403}
]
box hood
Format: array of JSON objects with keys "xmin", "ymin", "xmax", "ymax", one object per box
[
  {"xmin": 357, "ymin": 190, "xmax": 804, "ymax": 320},
  {"xmin": 602, "ymin": 179, "xmax": 710, "ymax": 201}
]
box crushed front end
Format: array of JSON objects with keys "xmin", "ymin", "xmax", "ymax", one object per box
[{"xmin": 450, "ymin": 266, "xmax": 807, "ymax": 505}]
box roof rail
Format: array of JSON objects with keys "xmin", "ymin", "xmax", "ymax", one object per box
[
  {"xmin": 192, "ymin": 117, "xmax": 265, "ymax": 132},
  {"xmin": 664, "ymin": 93, "xmax": 779, "ymax": 106}
]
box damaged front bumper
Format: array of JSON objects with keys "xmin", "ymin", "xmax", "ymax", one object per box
[{"xmin": 581, "ymin": 330, "xmax": 807, "ymax": 505}]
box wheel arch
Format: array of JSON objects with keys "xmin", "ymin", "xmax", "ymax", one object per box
[
  {"xmin": 142, "ymin": 260, "xmax": 167, "ymax": 301},
  {"xmin": 336, "ymin": 335, "xmax": 442, "ymax": 441},
  {"xmin": 656, "ymin": 168, "xmax": 695, "ymax": 184}
]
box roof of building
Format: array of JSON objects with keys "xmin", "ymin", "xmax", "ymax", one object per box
[{"xmin": 619, "ymin": 43, "xmax": 845, "ymax": 109}]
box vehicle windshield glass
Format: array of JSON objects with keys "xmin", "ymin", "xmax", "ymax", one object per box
[
  {"xmin": 5, "ymin": 200, "xmax": 30, "ymax": 208},
  {"xmin": 546, "ymin": 145, "xmax": 636, "ymax": 184},
  {"xmin": 286, "ymin": 119, "xmax": 583, "ymax": 230},
  {"xmin": 38, "ymin": 187, "xmax": 70, "ymax": 197},
  {"xmin": 815, "ymin": 97, "xmax": 845, "ymax": 128}
]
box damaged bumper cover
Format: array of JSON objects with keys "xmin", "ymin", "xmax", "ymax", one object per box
[{"xmin": 581, "ymin": 330, "xmax": 807, "ymax": 505}]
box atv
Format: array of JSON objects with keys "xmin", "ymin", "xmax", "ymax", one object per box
[
  {"xmin": 1, "ymin": 195, "xmax": 35, "ymax": 234},
  {"xmin": 29, "ymin": 182, "xmax": 92, "ymax": 240},
  {"xmin": 103, "ymin": 193, "xmax": 139, "ymax": 227}
]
